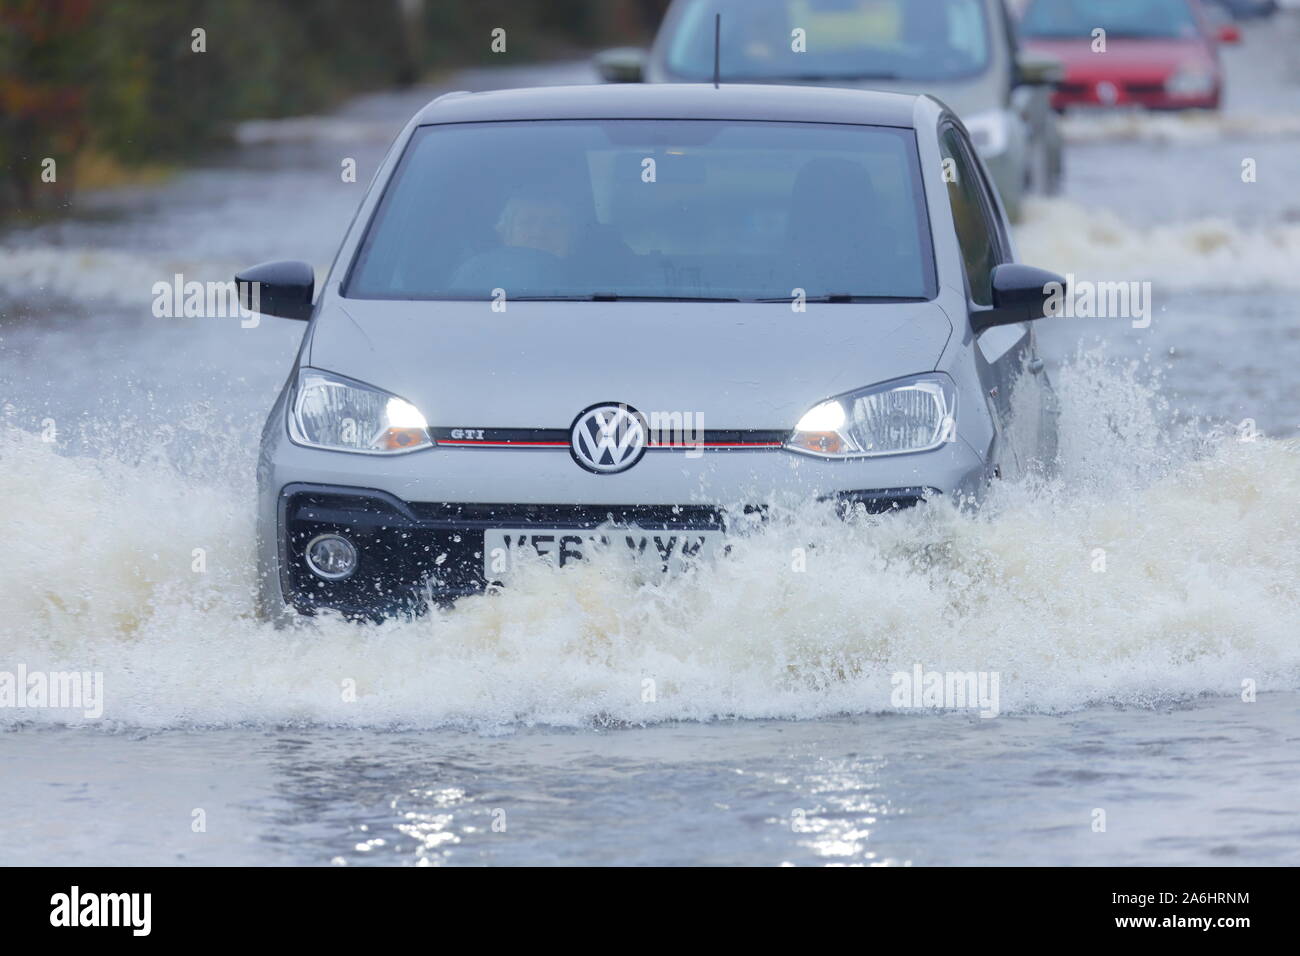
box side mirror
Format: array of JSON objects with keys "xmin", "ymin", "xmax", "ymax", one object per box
[
  {"xmin": 1216, "ymin": 24, "xmax": 1241, "ymax": 44},
  {"xmin": 972, "ymin": 263, "xmax": 1066, "ymax": 333},
  {"xmin": 235, "ymin": 260, "xmax": 314, "ymax": 321},
  {"xmin": 594, "ymin": 47, "xmax": 647, "ymax": 83},
  {"xmin": 1015, "ymin": 50, "xmax": 1065, "ymax": 86}
]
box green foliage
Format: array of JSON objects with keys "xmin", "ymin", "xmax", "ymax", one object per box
[{"xmin": 0, "ymin": 0, "xmax": 665, "ymax": 211}]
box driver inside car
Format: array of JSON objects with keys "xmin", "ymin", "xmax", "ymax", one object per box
[
  {"xmin": 451, "ymin": 187, "xmax": 644, "ymax": 296},
  {"xmin": 450, "ymin": 192, "xmax": 579, "ymax": 290}
]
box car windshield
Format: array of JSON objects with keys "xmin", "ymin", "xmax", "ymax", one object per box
[
  {"xmin": 1020, "ymin": 0, "xmax": 1201, "ymax": 40},
  {"xmin": 662, "ymin": 0, "xmax": 991, "ymax": 83},
  {"xmin": 345, "ymin": 120, "xmax": 936, "ymax": 302}
]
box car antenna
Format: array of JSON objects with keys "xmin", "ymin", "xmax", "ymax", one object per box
[{"xmin": 713, "ymin": 13, "xmax": 721, "ymax": 88}]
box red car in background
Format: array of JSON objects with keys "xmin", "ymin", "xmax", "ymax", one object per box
[{"xmin": 1017, "ymin": 0, "xmax": 1240, "ymax": 110}]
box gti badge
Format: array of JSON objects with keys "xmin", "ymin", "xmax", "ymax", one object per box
[{"xmin": 570, "ymin": 403, "xmax": 648, "ymax": 474}]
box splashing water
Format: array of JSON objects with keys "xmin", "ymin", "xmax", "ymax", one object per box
[
  {"xmin": 1, "ymin": 348, "xmax": 1295, "ymax": 732},
  {"xmin": 1017, "ymin": 198, "xmax": 1300, "ymax": 292},
  {"xmin": 1061, "ymin": 110, "xmax": 1300, "ymax": 145}
]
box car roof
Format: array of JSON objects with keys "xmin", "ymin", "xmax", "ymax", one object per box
[{"xmin": 415, "ymin": 83, "xmax": 923, "ymax": 128}]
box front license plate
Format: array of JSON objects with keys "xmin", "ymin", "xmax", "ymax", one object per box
[{"xmin": 483, "ymin": 527, "xmax": 724, "ymax": 579}]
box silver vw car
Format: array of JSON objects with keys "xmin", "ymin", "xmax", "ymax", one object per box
[{"xmin": 240, "ymin": 83, "xmax": 1066, "ymax": 621}]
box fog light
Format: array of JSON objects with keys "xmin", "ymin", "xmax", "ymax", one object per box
[{"xmin": 304, "ymin": 533, "xmax": 358, "ymax": 580}]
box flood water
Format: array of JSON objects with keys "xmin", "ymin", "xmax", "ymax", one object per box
[{"xmin": 1, "ymin": 34, "xmax": 1298, "ymax": 865}]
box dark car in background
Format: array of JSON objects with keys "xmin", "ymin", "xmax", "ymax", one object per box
[{"xmin": 597, "ymin": 0, "xmax": 1064, "ymax": 220}]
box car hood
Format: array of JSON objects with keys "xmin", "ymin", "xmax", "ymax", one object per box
[
  {"xmin": 1021, "ymin": 37, "xmax": 1212, "ymax": 76},
  {"xmin": 307, "ymin": 299, "xmax": 953, "ymax": 429}
]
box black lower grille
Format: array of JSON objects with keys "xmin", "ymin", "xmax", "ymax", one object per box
[
  {"xmin": 278, "ymin": 485, "xmax": 936, "ymax": 619},
  {"xmin": 834, "ymin": 488, "xmax": 934, "ymax": 517},
  {"xmin": 407, "ymin": 501, "xmax": 732, "ymax": 529}
]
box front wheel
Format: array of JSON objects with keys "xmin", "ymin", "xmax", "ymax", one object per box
[
  {"xmin": 1029, "ymin": 138, "xmax": 1065, "ymax": 197},
  {"xmin": 1045, "ymin": 142, "xmax": 1064, "ymax": 195}
]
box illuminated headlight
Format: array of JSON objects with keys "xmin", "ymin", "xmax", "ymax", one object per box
[
  {"xmin": 963, "ymin": 110, "xmax": 1010, "ymax": 157},
  {"xmin": 1165, "ymin": 68, "xmax": 1215, "ymax": 96},
  {"xmin": 289, "ymin": 368, "xmax": 432, "ymax": 454},
  {"xmin": 786, "ymin": 374, "xmax": 957, "ymax": 459}
]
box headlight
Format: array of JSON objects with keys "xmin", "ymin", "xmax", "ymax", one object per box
[
  {"xmin": 1165, "ymin": 68, "xmax": 1215, "ymax": 96},
  {"xmin": 963, "ymin": 110, "xmax": 1011, "ymax": 158},
  {"xmin": 289, "ymin": 368, "xmax": 432, "ymax": 454},
  {"xmin": 786, "ymin": 374, "xmax": 957, "ymax": 459}
]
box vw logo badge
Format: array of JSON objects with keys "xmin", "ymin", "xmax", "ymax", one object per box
[{"xmin": 570, "ymin": 403, "xmax": 648, "ymax": 474}]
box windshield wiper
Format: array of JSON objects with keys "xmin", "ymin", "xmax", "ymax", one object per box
[
  {"xmin": 1025, "ymin": 30, "xmax": 1171, "ymax": 39},
  {"xmin": 506, "ymin": 293, "xmax": 920, "ymax": 304},
  {"xmin": 723, "ymin": 71, "xmax": 904, "ymax": 82},
  {"xmin": 755, "ymin": 294, "xmax": 927, "ymax": 303},
  {"xmin": 509, "ymin": 293, "xmax": 742, "ymax": 302},
  {"xmin": 786, "ymin": 72, "xmax": 904, "ymax": 82}
]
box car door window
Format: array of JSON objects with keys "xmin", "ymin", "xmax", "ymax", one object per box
[{"xmin": 939, "ymin": 126, "xmax": 1005, "ymax": 306}]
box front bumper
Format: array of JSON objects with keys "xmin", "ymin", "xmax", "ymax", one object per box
[
  {"xmin": 277, "ymin": 483, "xmax": 942, "ymax": 618},
  {"xmin": 1051, "ymin": 81, "xmax": 1221, "ymax": 111}
]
